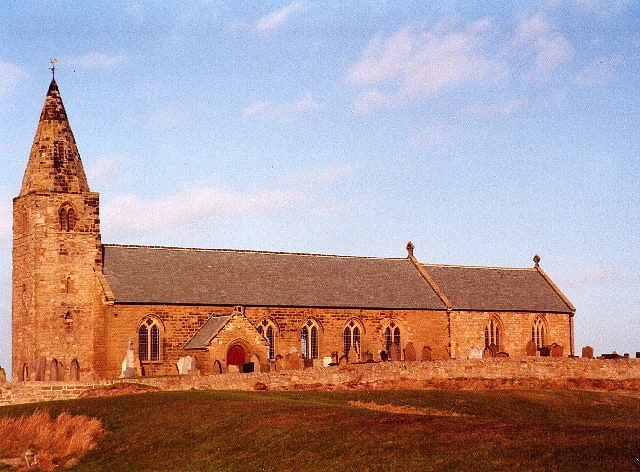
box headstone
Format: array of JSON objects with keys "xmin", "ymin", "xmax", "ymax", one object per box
[
  {"xmin": 285, "ymin": 352, "xmax": 303, "ymax": 370},
  {"xmin": 581, "ymin": 346, "xmax": 594, "ymax": 359},
  {"xmin": 404, "ymin": 342, "xmax": 416, "ymax": 362},
  {"xmin": 120, "ymin": 339, "xmax": 137, "ymax": 378},
  {"xmin": 50, "ymin": 359, "xmax": 59, "ymax": 381},
  {"xmin": 389, "ymin": 343, "xmax": 401, "ymax": 361},
  {"xmin": 526, "ymin": 339, "xmax": 537, "ymax": 357},
  {"xmin": 339, "ymin": 355, "xmax": 348, "ymax": 366},
  {"xmin": 380, "ymin": 350, "xmax": 388, "ymax": 362},
  {"xmin": 177, "ymin": 355, "xmax": 196, "ymax": 375},
  {"xmin": 250, "ymin": 354, "xmax": 260, "ymax": 371},
  {"xmin": 228, "ymin": 364, "xmax": 239, "ymax": 373},
  {"xmin": 69, "ymin": 359, "xmax": 80, "ymax": 381},
  {"xmin": 539, "ymin": 346, "xmax": 550, "ymax": 357},
  {"xmin": 467, "ymin": 346, "xmax": 482, "ymax": 359},
  {"xmin": 363, "ymin": 351, "xmax": 374, "ymax": 363},
  {"xmin": 323, "ymin": 356, "xmax": 332, "ymax": 367},
  {"xmin": 421, "ymin": 345, "xmax": 433, "ymax": 361},
  {"xmin": 35, "ymin": 356, "xmax": 46, "ymax": 381},
  {"xmin": 0, "ymin": 368, "xmax": 6, "ymax": 383},
  {"xmin": 274, "ymin": 355, "xmax": 284, "ymax": 371},
  {"xmin": 550, "ymin": 343, "xmax": 564, "ymax": 358},
  {"xmin": 260, "ymin": 363, "xmax": 271, "ymax": 373}
]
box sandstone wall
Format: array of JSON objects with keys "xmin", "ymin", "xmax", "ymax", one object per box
[{"xmin": 1, "ymin": 358, "xmax": 638, "ymax": 406}]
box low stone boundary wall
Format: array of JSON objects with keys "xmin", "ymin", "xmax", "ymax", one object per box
[{"xmin": 1, "ymin": 357, "xmax": 639, "ymax": 406}]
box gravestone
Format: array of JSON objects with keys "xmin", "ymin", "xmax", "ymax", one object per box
[
  {"xmin": 550, "ymin": 343, "xmax": 564, "ymax": 357},
  {"xmin": 404, "ymin": 342, "xmax": 416, "ymax": 362},
  {"xmin": 250, "ymin": 354, "xmax": 260, "ymax": 371},
  {"xmin": 422, "ymin": 345, "xmax": 433, "ymax": 361},
  {"xmin": 120, "ymin": 339, "xmax": 137, "ymax": 378},
  {"xmin": 581, "ymin": 346, "xmax": 594, "ymax": 359},
  {"xmin": 35, "ymin": 356, "xmax": 46, "ymax": 381},
  {"xmin": 0, "ymin": 368, "xmax": 6, "ymax": 383},
  {"xmin": 50, "ymin": 359, "xmax": 59, "ymax": 381},
  {"xmin": 468, "ymin": 346, "xmax": 482, "ymax": 359},
  {"xmin": 539, "ymin": 346, "xmax": 550, "ymax": 357},
  {"xmin": 70, "ymin": 359, "xmax": 80, "ymax": 381},
  {"xmin": 274, "ymin": 355, "xmax": 284, "ymax": 371},
  {"xmin": 285, "ymin": 352, "xmax": 303, "ymax": 370},
  {"xmin": 177, "ymin": 355, "xmax": 197, "ymax": 374},
  {"xmin": 380, "ymin": 350, "xmax": 389, "ymax": 362},
  {"xmin": 526, "ymin": 339, "xmax": 537, "ymax": 357},
  {"xmin": 363, "ymin": 351, "xmax": 374, "ymax": 362},
  {"xmin": 389, "ymin": 343, "xmax": 401, "ymax": 361},
  {"xmin": 483, "ymin": 344, "xmax": 498, "ymax": 358},
  {"xmin": 260, "ymin": 363, "xmax": 271, "ymax": 373}
]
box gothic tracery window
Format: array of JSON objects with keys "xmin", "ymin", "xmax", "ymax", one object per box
[
  {"xmin": 343, "ymin": 320, "xmax": 362, "ymax": 359},
  {"xmin": 257, "ymin": 318, "xmax": 277, "ymax": 360},
  {"xmin": 384, "ymin": 321, "xmax": 401, "ymax": 352},
  {"xmin": 301, "ymin": 319, "xmax": 320, "ymax": 359},
  {"xmin": 138, "ymin": 317, "xmax": 162, "ymax": 362},
  {"xmin": 484, "ymin": 317, "xmax": 501, "ymax": 350},
  {"xmin": 532, "ymin": 316, "xmax": 546, "ymax": 349}
]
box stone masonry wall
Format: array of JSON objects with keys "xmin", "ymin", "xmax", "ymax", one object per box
[{"xmin": 1, "ymin": 358, "xmax": 638, "ymax": 406}]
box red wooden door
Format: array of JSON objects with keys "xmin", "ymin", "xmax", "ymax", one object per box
[{"xmin": 227, "ymin": 345, "xmax": 245, "ymax": 366}]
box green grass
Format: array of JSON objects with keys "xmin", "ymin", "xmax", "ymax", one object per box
[{"xmin": 1, "ymin": 389, "xmax": 638, "ymax": 471}]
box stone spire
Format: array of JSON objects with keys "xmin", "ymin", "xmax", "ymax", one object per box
[{"xmin": 19, "ymin": 79, "xmax": 90, "ymax": 196}]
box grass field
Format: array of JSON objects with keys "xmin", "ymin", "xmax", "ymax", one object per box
[{"xmin": 0, "ymin": 389, "xmax": 638, "ymax": 471}]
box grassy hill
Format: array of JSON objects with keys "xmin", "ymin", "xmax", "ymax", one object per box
[{"xmin": 1, "ymin": 389, "xmax": 638, "ymax": 471}]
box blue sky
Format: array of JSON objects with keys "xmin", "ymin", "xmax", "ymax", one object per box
[{"xmin": 0, "ymin": 1, "xmax": 638, "ymax": 372}]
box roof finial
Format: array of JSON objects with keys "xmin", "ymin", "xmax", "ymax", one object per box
[
  {"xmin": 406, "ymin": 241, "xmax": 415, "ymax": 258},
  {"xmin": 533, "ymin": 254, "xmax": 541, "ymax": 268},
  {"xmin": 49, "ymin": 58, "xmax": 57, "ymax": 80}
]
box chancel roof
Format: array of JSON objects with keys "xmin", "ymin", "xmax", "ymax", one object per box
[
  {"xmin": 102, "ymin": 245, "xmax": 446, "ymax": 309},
  {"xmin": 101, "ymin": 244, "xmax": 574, "ymax": 313},
  {"xmin": 422, "ymin": 264, "xmax": 574, "ymax": 313}
]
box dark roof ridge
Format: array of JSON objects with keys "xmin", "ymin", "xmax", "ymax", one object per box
[
  {"xmin": 422, "ymin": 262, "xmax": 536, "ymax": 271},
  {"xmin": 102, "ymin": 243, "xmax": 407, "ymax": 261}
]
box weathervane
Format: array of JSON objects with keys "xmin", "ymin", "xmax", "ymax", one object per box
[{"xmin": 49, "ymin": 58, "xmax": 57, "ymax": 80}]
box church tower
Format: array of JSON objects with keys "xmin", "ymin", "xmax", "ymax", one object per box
[{"xmin": 12, "ymin": 77, "xmax": 103, "ymax": 381}]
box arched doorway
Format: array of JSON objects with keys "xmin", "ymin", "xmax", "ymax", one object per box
[{"xmin": 227, "ymin": 345, "xmax": 246, "ymax": 367}]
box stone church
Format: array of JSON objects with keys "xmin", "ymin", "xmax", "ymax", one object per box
[{"xmin": 12, "ymin": 79, "xmax": 576, "ymax": 381}]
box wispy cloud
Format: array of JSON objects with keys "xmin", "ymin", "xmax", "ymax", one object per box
[
  {"xmin": 0, "ymin": 61, "xmax": 27, "ymax": 100},
  {"xmin": 242, "ymin": 93, "xmax": 320, "ymax": 123},
  {"xmin": 65, "ymin": 52, "xmax": 127, "ymax": 70},
  {"xmin": 102, "ymin": 186, "xmax": 305, "ymax": 234},
  {"xmin": 230, "ymin": 1, "xmax": 307, "ymax": 34},
  {"xmin": 513, "ymin": 13, "xmax": 573, "ymax": 80},
  {"xmin": 347, "ymin": 20, "xmax": 505, "ymax": 114}
]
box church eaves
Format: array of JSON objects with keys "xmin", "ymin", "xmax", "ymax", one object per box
[{"xmin": 19, "ymin": 79, "xmax": 90, "ymax": 196}]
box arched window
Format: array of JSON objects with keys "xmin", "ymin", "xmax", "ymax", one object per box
[
  {"xmin": 384, "ymin": 321, "xmax": 401, "ymax": 352},
  {"xmin": 138, "ymin": 317, "xmax": 162, "ymax": 362},
  {"xmin": 301, "ymin": 320, "xmax": 320, "ymax": 359},
  {"xmin": 59, "ymin": 204, "xmax": 75, "ymax": 232},
  {"xmin": 343, "ymin": 320, "xmax": 362, "ymax": 359},
  {"xmin": 532, "ymin": 316, "xmax": 546, "ymax": 349},
  {"xmin": 484, "ymin": 317, "xmax": 501, "ymax": 350},
  {"xmin": 257, "ymin": 318, "xmax": 278, "ymax": 360}
]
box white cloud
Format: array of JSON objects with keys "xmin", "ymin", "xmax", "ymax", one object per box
[
  {"xmin": 230, "ymin": 1, "xmax": 307, "ymax": 34},
  {"xmin": 103, "ymin": 186, "xmax": 305, "ymax": 233},
  {"xmin": 514, "ymin": 13, "xmax": 573, "ymax": 79},
  {"xmin": 252, "ymin": 1, "xmax": 306, "ymax": 33},
  {"xmin": 65, "ymin": 52, "xmax": 127, "ymax": 70},
  {"xmin": 242, "ymin": 93, "xmax": 320, "ymax": 123},
  {"xmin": 0, "ymin": 61, "xmax": 27, "ymax": 100},
  {"xmin": 347, "ymin": 20, "xmax": 505, "ymax": 114},
  {"xmin": 575, "ymin": 55, "xmax": 622, "ymax": 86}
]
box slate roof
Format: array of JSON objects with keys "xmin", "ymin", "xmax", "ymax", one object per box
[
  {"xmin": 101, "ymin": 244, "xmax": 573, "ymax": 313},
  {"xmin": 422, "ymin": 264, "xmax": 574, "ymax": 313},
  {"xmin": 102, "ymin": 245, "xmax": 446, "ymax": 309},
  {"xmin": 183, "ymin": 315, "xmax": 231, "ymax": 350}
]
